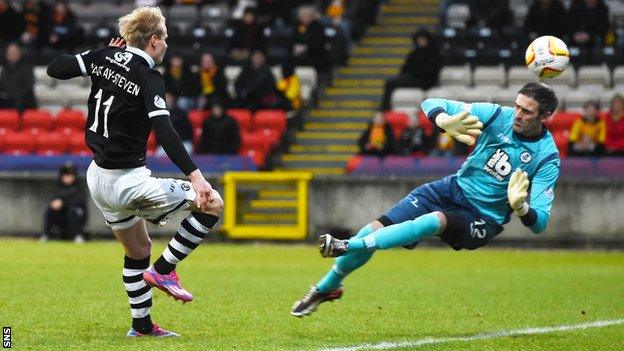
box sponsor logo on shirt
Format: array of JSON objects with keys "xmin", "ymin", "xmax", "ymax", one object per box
[{"xmin": 484, "ymin": 148, "xmax": 512, "ymax": 181}]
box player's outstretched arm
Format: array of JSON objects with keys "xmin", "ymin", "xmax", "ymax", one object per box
[
  {"xmin": 435, "ymin": 110, "xmax": 483, "ymax": 145},
  {"xmin": 47, "ymin": 54, "xmax": 83, "ymax": 80}
]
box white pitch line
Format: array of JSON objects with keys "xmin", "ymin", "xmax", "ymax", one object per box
[{"xmin": 317, "ymin": 318, "xmax": 624, "ymax": 351}]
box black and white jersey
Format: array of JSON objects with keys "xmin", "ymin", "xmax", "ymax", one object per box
[{"xmin": 76, "ymin": 46, "xmax": 170, "ymax": 169}]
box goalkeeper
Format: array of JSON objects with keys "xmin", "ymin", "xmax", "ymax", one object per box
[{"xmin": 291, "ymin": 82, "xmax": 561, "ymax": 317}]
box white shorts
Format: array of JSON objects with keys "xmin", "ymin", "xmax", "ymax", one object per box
[{"xmin": 86, "ymin": 161, "xmax": 196, "ymax": 230}]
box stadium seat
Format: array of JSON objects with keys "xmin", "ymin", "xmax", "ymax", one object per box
[
  {"xmin": 546, "ymin": 112, "xmax": 580, "ymax": 133},
  {"xmin": 56, "ymin": 109, "xmax": 86, "ymax": 131},
  {"xmin": 425, "ymin": 86, "xmax": 463, "ymax": 100},
  {"xmin": 0, "ymin": 109, "xmax": 20, "ymax": 131},
  {"xmin": 418, "ymin": 110, "xmax": 435, "ymax": 135},
  {"xmin": 507, "ymin": 66, "xmax": 535, "ymax": 86},
  {"xmin": 348, "ymin": 155, "xmax": 382, "ymax": 175},
  {"xmin": 241, "ymin": 131, "xmax": 271, "ymax": 154},
  {"xmin": 385, "ymin": 111, "xmax": 409, "ymax": 137},
  {"xmin": 390, "ymin": 88, "xmax": 425, "ymax": 110},
  {"xmin": 147, "ymin": 132, "xmax": 158, "ymax": 155},
  {"xmin": 239, "ymin": 148, "xmax": 267, "ymax": 168},
  {"xmin": 613, "ymin": 66, "xmax": 624, "ymax": 86},
  {"xmin": 2, "ymin": 131, "xmax": 36, "ymax": 155},
  {"xmin": 22, "ymin": 109, "xmax": 54, "ymax": 131},
  {"xmin": 439, "ymin": 65, "xmax": 472, "ymax": 86},
  {"xmin": 551, "ymin": 130, "xmax": 570, "ymax": 157},
  {"xmin": 227, "ymin": 108, "xmax": 253, "ymax": 131},
  {"xmin": 35, "ymin": 131, "xmax": 69, "ymax": 155},
  {"xmin": 577, "ymin": 65, "xmax": 611, "ymax": 88},
  {"xmin": 258, "ymin": 128, "xmax": 281, "ymax": 148},
  {"xmin": 254, "ymin": 110, "xmax": 287, "ymax": 133},
  {"xmin": 473, "ymin": 65, "xmax": 506, "ymax": 87},
  {"xmin": 188, "ymin": 109, "xmax": 209, "ymax": 130},
  {"xmin": 68, "ymin": 133, "xmax": 91, "ymax": 156}
]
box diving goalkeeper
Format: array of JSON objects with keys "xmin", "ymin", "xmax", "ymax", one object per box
[{"xmin": 291, "ymin": 82, "xmax": 561, "ymax": 317}]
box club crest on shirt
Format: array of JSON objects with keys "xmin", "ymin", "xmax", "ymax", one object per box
[
  {"xmin": 181, "ymin": 183, "xmax": 191, "ymax": 191},
  {"xmin": 520, "ymin": 151, "xmax": 532, "ymax": 164},
  {"xmin": 545, "ymin": 187, "xmax": 554, "ymax": 199},
  {"xmin": 154, "ymin": 95, "xmax": 166, "ymax": 109}
]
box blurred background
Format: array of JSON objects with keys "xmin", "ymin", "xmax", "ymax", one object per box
[{"xmin": 1, "ymin": 0, "xmax": 623, "ymax": 248}]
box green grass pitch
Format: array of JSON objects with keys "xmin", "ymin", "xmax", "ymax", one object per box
[{"xmin": 0, "ymin": 238, "xmax": 623, "ymax": 350}]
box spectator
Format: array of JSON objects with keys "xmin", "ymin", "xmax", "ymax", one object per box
[
  {"xmin": 230, "ymin": 7, "xmax": 266, "ymax": 62},
  {"xmin": 0, "ymin": 43, "xmax": 36, "ymax": 112},
  {"xmin": 320, "ymin": 0, "xmax": 355, "ymax": 47},
  {"xmin": 524, "ymin": 0, "xmax": 567, "ymax": 41},
  {"xmin": 276, "ymin": 62, "xmax": 302, "ymax": 111},
  {"xmin": 41, "ymin": 162, "xmax": 88, "ymax": 243},
  {"xmin": 380, "ymin": 28, "xmax": 441, "ymax": 111},
  {"xmin": 605, "ymin": 94, "xmax": 624, "ymax": 155},
  {"xmin": 156, "ymin": 93, "xmax": 194, "ymax": 156},
  {"xmin": 0, "ymin": 0, "xmax": 25, "ymax": 43},
  {"xmin": 234, "ymin": 50, "xmax": 278, "ymax": 110},
  {"xmin": 197, "ymin": 52, "xmax": 230, "ymax": 110},
  {"xmin": 21, "ymin": 0, "xmax": 50, "ymax": 49},
  {"xmin": 465, "ymin": 0, "xmax": 513, "ymax": 32},
  {"xmin": 46, "ymin": 0, "xmax": 81, "ymax": 50},
  {"xmin": 197, "ymin": 99, "xmax": 241, "ymax": 154},
  {"xmin": 292, "ymin": 5, "xmax": 328, "ymax": 75},
  {"xmin": 358, "ymin": 111, "xmax": 395, "ymax": 157},
  {"xmin": 567, "ymin": 0, "xmax": 610, "ymax": 49},
  {"xmin": 568, "ymin": 100, "xmax": 606, "ymax": 156},
  {"xmin": 163, "ymin": 52, "xmax": 198, "ymax": 110},
  {"xmin": 397, "ymin": 116, "xmax": 433, "ymax": 156}
]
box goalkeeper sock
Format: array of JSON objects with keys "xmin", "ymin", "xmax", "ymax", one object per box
[
  {"xmin": 346, "ymin": 213, "xmax": 441, "ymax": 254},
  {"xmin": 316, "ymin": 224, "xmax": 374, "ymax": 293},
  {"xmin": 153, "ymin": 212, "xmax": 218, "ymax": 275},
  {"xmin": 123, "ymin": 255, "xmax": 153, "ymax": 334}
]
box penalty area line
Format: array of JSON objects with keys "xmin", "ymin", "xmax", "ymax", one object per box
[{"xmin": 316, "ymin": 318, "xmax": 624, "ymax": 351}]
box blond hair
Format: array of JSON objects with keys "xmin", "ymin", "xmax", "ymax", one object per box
[{"xmin": 118, "ymin": 7, "xmax": 166, "ymax": 49}]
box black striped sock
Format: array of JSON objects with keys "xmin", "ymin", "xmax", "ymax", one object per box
[
  {"xmin": 153, "ymin": 213, "xmax": 218, "ymax": 275},
  {"xmin": 123, "ymin": 255, "xmax": 153, "ymax": 334}
]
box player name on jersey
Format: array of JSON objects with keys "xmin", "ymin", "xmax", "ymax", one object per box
[{"xmin": 90, "ymin": 63, "xmax": 140, "ymax": 96}]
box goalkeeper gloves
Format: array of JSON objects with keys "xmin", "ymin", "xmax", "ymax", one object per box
[
  {"xmin": 435, "ymin": 110, "xmax": 483, "ymax": 145},
  {"xmin": 507, "ymin": 168, "xmax": 530, "ymax": 216}
]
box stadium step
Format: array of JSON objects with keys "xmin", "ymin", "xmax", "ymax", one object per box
[
  {"xmin": 277, "ymin": 0, "xmax": 438, "ymax": 175},
  {"xmin": 257, "ymin": 189, "xmax": 297, "ymax": 199},
  {"xmin": 289, "ymin": 144, "xmax": 359, "ymax": 154},
  {"xmin": 348, "ymin": 58, "xmax": 405, "ymax": 66},
  {"xmin": 242, "ymin": 213, "xmax": 297, "ymax": 223},
  {"xmin": 333, "ymin": 79, "xmax": 385, "ymax": 87},
  {"xmin": 310, "ymin": 109, "xmax": 372, "ymax": 118},
  {"xmin": 250, "ymin": 199, "xmax": 298, "ymax": 209},
  {"xmin": 319, "ymin": 100, "xmax": 379, "ymax": 109}
]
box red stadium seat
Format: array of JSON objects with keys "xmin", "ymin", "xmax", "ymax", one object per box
[
  {"xmin": 552, "ymin": 130, "xmax": 569, "ymax": 157},
  {"xmin": 147, "ymin": 132, "xmax": 158, "ymax": 154},
  {"xmin": 0, "ymin": 109, "xmax": 20, "ymax": 131},
  {"xmin": 258, "ymin": 128, "xmax": 281, "ymax": 147},
  {"xmin": 192, "ymin": 127, "xmax": 203, "ymax": 149},
  {"xmin": 418, "ymin": 110, "xmax": 435, "ymax": 136},
  {"xmin": 36, "ymin": 131, "xmax": 69, "ymax": 155},
  {"xmin": 241, "ymin": 131, "xmax": 271, "ymax": 154},
  {"xmin": 254, "ymin": 110, "xmax": 287, "ymax": 133},
  {"xmin": 546, "ymin": 111, "xmax": 580, "ymax": 134},
  {"xmin": 22, "ymin": 109, "xmax": 54, "ymax": 131},
  {"xmin": 56, "ymin": 109, "xmax": 86, "ymax": 131},
  {"xmin": 227, "ymin": 109, "xmax": 253, "ymax": 131},
  {"xmin": 68, "ymin": 132, "xmax": 92, "ymax": 156},
  {"xmin": 2, "ymin": 131, "xmax": 36, "ymax": 155},
  {"xmin": 188, "ymin": 109, "xmax": 209, "ymax": 130},
  {"xmin": 385, "ymin": 111, "xmax": 409, "ymax": 133},
  {"xmin": 239, "ymin": 148, "xmax": 266, "ymax": 168}
]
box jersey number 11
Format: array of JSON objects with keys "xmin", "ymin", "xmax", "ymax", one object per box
[{"xmin": 89, "ymin": 89, "xmax": 114, "ymax": 138}]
